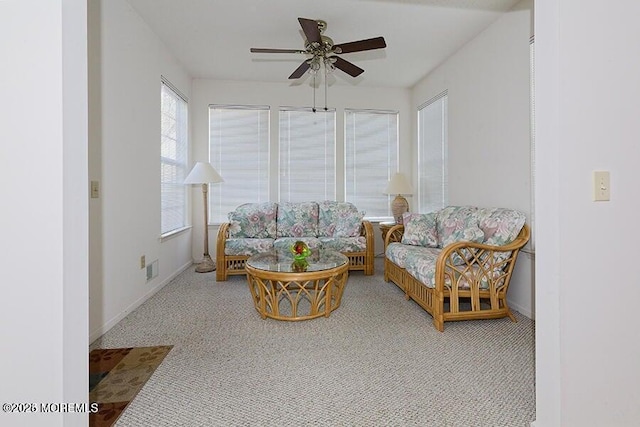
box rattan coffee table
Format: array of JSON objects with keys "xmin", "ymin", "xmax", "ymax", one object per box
[{"xmin": 245, "ymin": 249, "xmax": 349, "ymax": 321}]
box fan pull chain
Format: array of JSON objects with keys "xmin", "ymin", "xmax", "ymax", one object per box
[
  {"xmin": 324, "ymin": 70, "xmax": 328, "ymax": 111},
  {"xmin": 312, "ymin": 73, "xmax": 317, "ymax": 113}
]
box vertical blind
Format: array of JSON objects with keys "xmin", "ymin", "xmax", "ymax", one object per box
[
  {"xmin": 345, "ymin": 109, "xmax": 398, "ymax": 220},
  {"xmin": 279, "ymin": 108, "xmax": 336, "ymax": 202},
  {"xmin": 418, "ymin": 91, "xmax": 448, "ymax": 213},
  {"xmin": 160, "ymin": 80, "xmax": 188, "ymax": 235},
  {"xmin": 209, "ymin": 105, "xmax": 270, "ymax": 223}
]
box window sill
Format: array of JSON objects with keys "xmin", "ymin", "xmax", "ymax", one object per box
[
  {"xmin": 160, "ymin": 225, "xmax": 192, "ymax": 242},
  {"xmin": 367, "ymin": 217, "xmax": 395, "ymax": 224}
]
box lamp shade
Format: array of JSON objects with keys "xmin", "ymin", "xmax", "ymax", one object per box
[
  {"xmin": 184, "ymin": 162, "xmax": 224, "ymax": 184},
  {"xmin": 383, "ymin": 173, "xmax": 413, "ymax": 195}
]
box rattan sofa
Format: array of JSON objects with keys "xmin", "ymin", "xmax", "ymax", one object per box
[
  {"xmin": 384, "ymin": 206, "xmax": 530, "ymax": 331},
  {"xmin": 216, "ymin": 201, "xmax": 374, "ymax": 281}
]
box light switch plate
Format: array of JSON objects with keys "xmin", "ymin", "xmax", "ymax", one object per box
[
  {"xmin": 593, "ymin": 171, "xmax": 610, "ymax": 201},
  {"xmin": 91, "ymin": 180, "xmax": 99, "ymax": 198}
]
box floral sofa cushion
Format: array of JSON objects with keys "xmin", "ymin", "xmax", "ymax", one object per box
[
  {"xmin": 318, "ymin": 236, "xmax": 368, "ymax": 252},
  {"xmin": 441, "ymin": 223, "xmax": 485, "ymax": 247},
  {"xmin": 228, "ymin": 202, "xmax": 278, "ymax": 239},
  {"xmin": 436, "ymin": 206, "xmax": 484, "ymax": 265},
  {"xmin": 385, "ymin": 242, "xmax": 440, "ymax": 269},
  {"xmin": 276, "ymin": 202, "xmax": 319, "ymax": 238},
  {"xmin": 477, "ymin": 207, "xmax": 527, "ymax": 246},
  {"xmin": 273, "ymin": 237, "xmax": 322, "ymax": 252},
  {"xmin": 477, "ymin": 207, "xmax": 527, "ymax": 266},
  {"xmin": 436, "ymin": 206, "xmax": 480, "ymax": 248},
  {"xmin": 318, "ymin": 201, "xmax": 364, "ymax": 238},
  {"xmin": 401, "ymin": 212, "xmax": 438, "ymax": 247},
  {"xmin": 224, "ymin": 238, "xmax": 274, "ymax": 256},
  {"xmin": 405, "ymin": 253, "xmax": 507, "ymax": 290}
]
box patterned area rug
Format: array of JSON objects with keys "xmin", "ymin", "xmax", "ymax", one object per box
[{"xmin": 89, "ymin": 346, "xmax": 172, "ymax": 427}]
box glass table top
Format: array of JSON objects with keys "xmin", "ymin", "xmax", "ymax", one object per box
[{"xmin": 246, "ymin": 249, "xmax": 348, "ymax": 273}]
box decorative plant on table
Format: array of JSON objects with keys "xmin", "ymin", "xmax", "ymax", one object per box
[
  {"xmin": 290, "ymin": 240, "xmax": 311, "ymax": 272},
  {"xmin": 290, "ymin": 240, "xmax": 311, "ymax": 260}
]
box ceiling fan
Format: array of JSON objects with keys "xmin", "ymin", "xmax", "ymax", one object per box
[{"xmin": 250, "ymin": 17, "xmax": 387, "ymax": 80}]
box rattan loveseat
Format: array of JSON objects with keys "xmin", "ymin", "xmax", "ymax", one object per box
[
  {"xmin": 216, "ymin": 201, "xmax": 374, "ymax": 281},
  {"xmin": 384, "ymin": 206, "xmax": 530, "ymax": 331}
]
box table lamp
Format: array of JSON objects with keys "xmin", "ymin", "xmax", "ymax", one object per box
[{"xmin": 383, "ymin": 173, "xmax": 413, "ymax": 224}]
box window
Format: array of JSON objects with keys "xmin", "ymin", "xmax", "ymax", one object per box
[
  {"xmin": 279, "ymin": 108, "xmax": 336, "ymax": 202},
  {"xmin": 160, "ymin": 79, "xmax": 188, "ymax": 235},
  {"xmin": 209, "ymin": 105, "xmax": 270, "ymax": 223},
  {"xmin": 345, "ymin": 109, "xmax": 399, "ymax": 220},
  {"xmin": 417, "ymin": 91, "xmax": 448, "ymax": 213}
]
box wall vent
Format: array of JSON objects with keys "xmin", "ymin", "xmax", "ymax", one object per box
[{"xmin": 146, "ymin": 260, "xmax": 158, "ymax": 281}]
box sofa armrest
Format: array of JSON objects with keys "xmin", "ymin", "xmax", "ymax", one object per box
[
  {"xmin": 383, "ymin": 224, "xmax": 404, "ymax": 250},
  {"xmin": 216, "ymin": 223, "xmax": 230, "ymax": 280},
  {"xmin": 434, "ymin": 224, "xmax": 530, "ymax": 293},
  {"xmin": 216, "ymin": 222, "xmax": 230, "ymax": 250},
  {"xmin": 361, "ymin": 219, "xmax": 373, "ymax": 237},
  {"xmin": 360, "ymin": 220, "xmax": 375, "ymax": 275}
]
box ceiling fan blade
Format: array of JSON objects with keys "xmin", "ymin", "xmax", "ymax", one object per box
[
  {"xmin": 334, "ymin": 36, "xmax": 387, "ymax": 54},
  {"xmin": 298, "ymin": 17, "xmax": 321, "ymax": 44},
  {"xmin": 250, "ymin": 48, "xmax": 304, "ymax": 54},
  {"xmin": 333, "ymin": 57, "xmax": 364, "ymax": 77},
  {"xmin": 288, "ymin": 61, "xmax": 311, "ymax": 79}
]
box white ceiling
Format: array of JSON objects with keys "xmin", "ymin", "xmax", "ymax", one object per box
[{"xmin": 127, "ymin": 0, "xmax": 521, "ymax": 89}]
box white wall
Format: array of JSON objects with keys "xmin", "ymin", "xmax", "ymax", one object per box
[
  {"xmin": 88, "ymin": 0, "xmax": 193, "ymax": 341},
  {"xmin": 0, "ymin": 1, "xmax": 87, "ymax": 426},
  {"xmin": 411, "ymin": 0, "xmax": 535, "ymax": 317},
  {"xmin": 535, "ymin": 0, "xmax": 640, "ymax": 425},
  {"xmin": 190, "ymin": 79, "xmax": 411, "ymax": 261}
]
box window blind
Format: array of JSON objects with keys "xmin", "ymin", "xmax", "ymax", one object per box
[
  {"xmin": 417, "ymin": 91, "xmax": 448, "ymax": 213},
  {"xmin": 209, "ymin": 105, "xmax": 270, "ymax": 223},
  {"xmin": 529, "ymin": 39, "xmax": 536, "ymax": 250},
  {"xmin": 279, "ymin": 108, "xmax": 336, "ymax": 202},
  {"xmin": 160, "ymin": 81, "xmax": 188, "ymax": 235},
  {"xmin": 345, "ymin": 109, "xmax": 399, "ymax": 220}
]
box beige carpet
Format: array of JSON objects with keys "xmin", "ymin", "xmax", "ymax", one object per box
[{"xmin": 90, "ymin": 258, "xmax": 535, "ymax": 426}]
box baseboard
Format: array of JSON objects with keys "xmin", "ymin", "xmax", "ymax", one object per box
[
  {"xmin": 89, "ymin": 261, "xmax": 193, "ymax": 343},
  {"xmin": 508, "ymin": 298, "xmax": 534, "ymax": 320}
]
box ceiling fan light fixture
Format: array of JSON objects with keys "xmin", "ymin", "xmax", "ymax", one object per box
[
  {"xmin": 309, "ymin": 59, "xmax": 321, "ymax": 72},
  {"xmin": 324, "ymin": 58, "xmax": 336, "ymax": 73}
]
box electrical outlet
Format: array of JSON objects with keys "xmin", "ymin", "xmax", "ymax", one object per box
[
  {"xmin": 140, "ymin": 255, "xmax": 146, "ymax": 269},
  {"xmin": 593, "ymin": 171, "xmax": 610, "ymax": 201}
]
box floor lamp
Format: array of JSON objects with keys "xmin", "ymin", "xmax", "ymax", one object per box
[{"xmin": 184, "ymin": 162, "xmax": 224, "ymax": 273}]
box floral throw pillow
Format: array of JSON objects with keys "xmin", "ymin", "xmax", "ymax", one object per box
[
  {"xmin": 228, "ymin": 202, "xmax": 277, "ymax": 238},
  {"xmin": 401, "ymin": 212, "xmax": 438, "ymax": 247}
]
